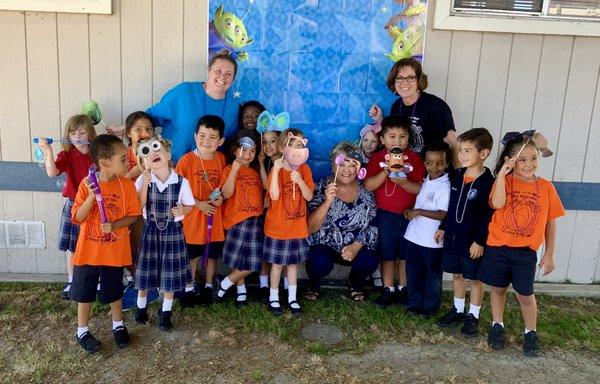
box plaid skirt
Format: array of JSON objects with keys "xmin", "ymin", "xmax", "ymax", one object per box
[
  {"xmin": 57, "ymin": 198, "xmax": 79, "ymax": 253},
  {"xmin": 223, "ymin": 216, "xmax": 264, "ymax": 271},
  {"xmin": 135, "ymin": 220, "xmax": 192, "ymax": 292},
  {"xmin": 263, "ymin": 236, "xmax": 309, "ymax": 265}
]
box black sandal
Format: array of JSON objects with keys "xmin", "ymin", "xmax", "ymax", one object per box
[
  {"xmin": 268, "ymin": 300, "xmax": 283, "ymax": 316},
  {"xmin": 350, "ymin": 291, "xmax": 366, "ymax": 302},
  {"xmin": 304, "ymin": 290, "xmax": 319, "ymax": 301}
]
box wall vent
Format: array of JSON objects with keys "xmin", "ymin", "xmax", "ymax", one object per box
[{"xmin": 0, "ymin": 221, "xmax": 45, "ymax": 248}]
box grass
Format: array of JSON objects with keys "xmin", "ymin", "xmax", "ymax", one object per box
[{"xmin": 1, "ymin": 281, "xmax": 598, "ymax": 356}]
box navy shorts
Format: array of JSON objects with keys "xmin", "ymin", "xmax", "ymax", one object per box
[
  {"xmin": 441, "ymin": 251, "xmax": 483, "ymax": 280},
  {"xmin": 70, "ymin": 265, "xmax": 123, "ymax": 304},
  {"xmin": 186, "ymin": 242, "xmax": 224, "ymax": 261},
  {"xmin": 478, "ymin": 246, "xmax": 537, "ymax": 296},
  {"xmin": 376, "ymin": 208, "xmax": 409, "ymax": 261}
]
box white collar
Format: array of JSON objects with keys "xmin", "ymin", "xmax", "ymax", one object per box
[{"xmin": 151, "ymin": 170, "xmax": 178, "ymax": 192}]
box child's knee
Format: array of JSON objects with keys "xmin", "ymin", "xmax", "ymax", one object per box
[{"xmin": 516, "ymin": 293, "xmax": 535, "ymax": 305}]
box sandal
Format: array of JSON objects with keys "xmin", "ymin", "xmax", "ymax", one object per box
[
  {"xmin": 350, "ymin": 291, "xmax": 366, "ymax": 302},
  {"xmin": 304, "ymin": 290, "xmax": 319, "ymax": 301}
]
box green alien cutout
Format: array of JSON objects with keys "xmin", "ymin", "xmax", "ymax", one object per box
[
  {"xmin": 209, "ymin": 4, "xmax": 254, "ymax": 62},
  {"xmin": 385, "ymin": 24, "xmax": 424, "ymax": 62}
]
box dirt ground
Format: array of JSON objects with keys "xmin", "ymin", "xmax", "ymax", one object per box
[{"xmin": 2, "ymin": 311, "xmax": 599, "ymax": 384}]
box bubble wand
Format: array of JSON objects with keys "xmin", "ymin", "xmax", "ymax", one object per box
[
  {"xmin": 32, "ymin": 138, "xmax": 90, "ymax": 162},
  {"xmin": 87, "ymin": 164, "xmax": 111, "ymax": 241},
  {"xmin": 202, "ymin": 188, "xmax": 222, "ymax": 269}
]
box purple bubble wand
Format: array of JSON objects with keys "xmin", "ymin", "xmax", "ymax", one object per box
[{"xmin": 88, "ymin": 165, "xmax": 111, "ymax": 241}]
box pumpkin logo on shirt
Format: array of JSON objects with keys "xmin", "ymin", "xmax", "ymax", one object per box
[
  {"xmin": 86, "ymin": 193, "xmax": 123, "ymax": 243},
  {"xmin": 282, "ymin": 180, "xmax": 306, "ymax": 220},
  {"xmin": 195, "ymin": 169, "xmax": 220, "ymax": 200},
  {"xmin": 501, "ymin": 190, "xmax": 539, "ymax": 238},
  {"xmin": 237, "ymin": 174, "xmax": 262, "ymax": 212}
]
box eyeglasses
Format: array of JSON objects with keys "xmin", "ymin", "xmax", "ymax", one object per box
[{"xmin": 395, "ymin": 75, "xmax": 418, "ymax": 83}]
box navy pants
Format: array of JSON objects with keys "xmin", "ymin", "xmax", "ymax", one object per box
[
  {"xmin": 406, "ymin": 240, "xmax": 443, "ymax": 312},
  {"xmin": 306, "ymin": 244, "xmax": 378, "ymax": 291}
]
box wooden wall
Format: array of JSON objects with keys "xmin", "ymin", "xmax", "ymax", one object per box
[{"xmin": 0, "ymin": 0, "xmax": 598, "ymax": 282}]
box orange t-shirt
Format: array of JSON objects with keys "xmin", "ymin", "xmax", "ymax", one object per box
[
  {"xmin": 71, "ymin": 176, "xmax": 142, "ymax": 266},
  {"xmin": 487, "ymin": 175, "xmax": 565, "ymax": 251},
  {"xmin": 264, "ymin": 164, "xmax": 315, "ymax": 240},
  {"xmin": 176, "ymin": 151, "xmax": 225, "ymax": 244},
  {"xmin": 127, "ymin": 147, "xmax": 137, "ymax": 174},
  {"xmin": 219, "ymin": 165, "xmax": 264, "ymax": 229}
]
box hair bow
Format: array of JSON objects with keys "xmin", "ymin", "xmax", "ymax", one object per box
[
  {"xmin": 256, "ymin": 111, "xmax": 290, "ymax": 134},
  {"xmin": 500, "ymin": 130, "xmax": 535, "ymax": 146},
  {"xmin": 359, "ymin": 121, "xmax": 382, "ymax": 138}
]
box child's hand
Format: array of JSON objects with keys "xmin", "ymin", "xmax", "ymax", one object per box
[
  {"xmin": 539, "ymin": 254, "xmax": 554, "ymax": 276},
  {"xmin": 197, "ymin": 201, "xmax": 217, "ymax": 215},
  {"xmin": 231, "ymin": 158, "xmax": 242, "ymax": 174},
  {"xmin": 404, "ymin": 209, "xmax": 418, "ymax": 220},
  {"xmin": 273, "ymin": 158, "xmax": 285, "ymax": 171},
  {"xmin": 171, "ymin": 203, "xmax": 185, "ymax": 217},
  {"xmin": 499, "ymin": 157, "xmax": 516, "ymax": 176},
  {"xmin": 210, "ymin": 194, "xmax": 223, "ymax": 207},
  {"xmin": 390, "ymin": 176, "xmax": 407, "ymax": 185},
  {"xmin": 83, "ymin": 177, "xmax": 95, "ymax": 196},
  {"xmin": 369, "ymin": 104, "xmax": 383, "ymax": 121},
  {"xmin": 142, "ymin": 168, "xmax": 151, "ymax": 185},
  {"xmin": 101, "ymin": 222, "xmax": 113, "ymax": 233},
  {"xmin": 469, "ymin": 242, "xmax": 484, "ymax": 259},
  {"xmin": 38, "ymin": 138, "xmax": 52, "ymax": 154},
  {"xmin": 258, "ymin": 151, "xmax": 266, "ymax": 164},
  {"xmin": 434, "ymin": 229, "xmax": 445, "ymax": 244},
  {"xmin": 324, "ymin": 182, "xmax": 338, "ymax": 204},
  {"xmin": 290, "ymin": 170, "xmax": 302, "ymax": 184}
]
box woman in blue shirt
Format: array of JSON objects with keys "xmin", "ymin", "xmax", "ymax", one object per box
[
  {"xmin": 306, "ymin": 142, "xmax": 379, "ymax": 302},
  {"xmin": 147, "ymin": 51, "xmax": 241, "ymax": 163}
]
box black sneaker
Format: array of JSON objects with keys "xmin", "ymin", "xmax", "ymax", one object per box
[
  {"xmin": 523, "ymin": 331, "xmax": 540, "ymax": 357},
  {"xmin": 258, "ymin": 287, "xmax": 269, "ymax": 304},
  {"xmin": 487, "ymin": 323, "xmax": 506, "ymax": 350},
  {"xmin": 179, "ymin": 290, "xmax": 196, "ymax": 308},
  {"xmin": 436, "ymin": 306, "xmax": 466, "ymax": 328},
  {"xmin": 374, "ymin": 288, "xmax": 394, "ymax": 309},
  {"xmin": 61, "ymin": 283, "xmax": 71, "ymax": 301},
  {"xmin": 134, "ymin": 307, "xmax": 148, "ymax": 325},
  {"xmin": 76, "ymin": 331, "xmax": 101, "ymax": 354},
  {"xmin": 112, "ymin": 326, "xmax": 131, "ymax": 348},
  {"xmin": 395, "ymin": 287, "xmax": 408, "ymax": 306},
  {"xmin": 461, "ymin": 313, "xmax": 479, "ymax": 337},
  {"xmin": 406, "ymin": 306, "xmax": 422, "ymax": 317},
  {"xmin": 158, "ymin": 310, "xmax": 173, "ymax": 332}
]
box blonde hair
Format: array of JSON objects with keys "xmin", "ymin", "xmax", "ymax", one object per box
[
  {"xmin": 136, "ymin": 136, "xmax": 174, "ymax": 170},
  {"xmin": 62, "ymin": 114, "xmax": 96, "ymax": 151}
]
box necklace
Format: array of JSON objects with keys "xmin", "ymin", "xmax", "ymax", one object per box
[
  {"xmin": 195, "ymin": 150, "xmax": 222, "ymax": 195},
  {"xmin": 455, "ymin": 169, "xmax": 485, "ymax": 224},
  {"xmin": 384, "ymin": 178, "xmax": 397, "ymax": 197},
  {"xmin": 150, "ymin": 179, "xmax": 172, "ymax": 231}
]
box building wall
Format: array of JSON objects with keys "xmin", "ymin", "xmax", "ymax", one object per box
[{"xmin": 0, "ymin": 0, "xmax": 598, "ymax": 282}]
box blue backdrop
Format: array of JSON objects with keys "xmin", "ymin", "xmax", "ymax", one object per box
[{"xmin": 208, "ymin": 0, "xmax": 427, "ymax": 179}]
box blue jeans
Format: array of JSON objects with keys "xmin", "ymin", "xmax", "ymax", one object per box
[{"xmin": 306, "ymin": 244, "xmax": 378, "ymax": 291}]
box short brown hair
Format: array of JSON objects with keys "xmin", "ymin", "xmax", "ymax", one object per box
[
  {"xmin": 278, "ymin": 128, "xmax": 305, "ymax": 148},
  {"xmin": 457, "ymin": 127, "xmax": 493, "ymax": 152},
  {"xmin": 386, "ymin": 58, "xmax": 428, "ymax": 94},
  {"xmin": 62, "ymin": 114, "xmax": 97, "ymax": 151},
  {"xmin": 208, "ymin": 50, "xmax": 238, "ymax": 78}
]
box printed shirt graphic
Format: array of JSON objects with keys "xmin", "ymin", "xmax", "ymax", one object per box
[
  {"xmin": 219, "ymin": 165, "xmax": 264, "ymax": 229},
  {"xmin": 487, "ymin": 175, "xmax": 565, "ymax": 251},
  {"xmin": 71, "ymin": 176, "xmax": 142, "ymax": 267},
  {"xmin": 264, "ymin": 163, "xmax": 315, "ymax": 240},
  {"xmin": 176, "ymin": 151, "xmax": 226, "ymax": 244}
]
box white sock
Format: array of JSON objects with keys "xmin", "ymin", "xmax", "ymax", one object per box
[
  {"xmin": 454, "ymin": 297, "xmax": 465, "ymax": 313},
  {"xmin": 468, "ymin": 304, "xmax": 481, "ymax": 319},
  {"xmin": 63, "ymin": 284, "xmax": 71, "ymax": 292},
  {"xmin": 288, "ymin": 285, "xmax": 299, "ymax": 309},
  {"xmin": 397, "ymin": 285, "xmax": 405, "ymax": 292},
  {"xmin": 185, "ymin": 285, "xmax": 194, "ymax": 292},
  {"xmin": 68, "ymin": 275, "xmax": 73, "ymax": 283},
  {"xmin": 221, "ymin": 277, "xmax": 234, "ymax": 291},
  {"xmin": 236, "ymin": 285, "xmax": 247, "ymax": 301},
  {"xmin": 259, "ymin": 275, "xmax": 269, "ymax": 288},
  {"xmin": 162, "ymin": 298, "xmax": 173, "ymax": 312},
  {"xmin": 385, "ymin": 285, "xmax": 395, "ymax": 292},
  {"xmin": 137, "ymin": 296, "xmax": 147, "ymax": 309},
  {"xmin": 283, "ymin": 277, "xmax": 289, "ymax": 290},
  {"xmin": 76, "ymin": 326, "xmax": 89, "ymax": 338},
  {"xmin": 371, "ymin": 270, "xmax": 382, "ymax": 286},
  {"xmin": 269, "ymin": 288, "xmax": 280, "ymax": 308},
  {"xmin": 492, "ymin": 321, "xmax": 504, "ymax": 328},
  {"xmin": 524, "ymin": 328, "xmax": 535, "ymax": 334},
  {"xmin": 205, "ymin": 283, "xmax": 213, "ymax": 289},
  {"xmin": 112, "ymin": 320, "xmax": 123, "ymax": 330},
  {"xmin": 96, "ymin": 282, "xmax": 101, "ymax": 291}
]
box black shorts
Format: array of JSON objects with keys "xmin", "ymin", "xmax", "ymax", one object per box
[
  {"xmin": 70, "ymin": 265, "xmax": 124, "ymax": 304},
  {"xmin": 441, "ymin": 251, "xmax": 483, "ymax": 280},
  {"xmin": 478, "ymin": 246, "xmax": 537, "ymax": 296},
  {"xmin": 186, "ymin": 242, "xmax": 224, "ymax": 261}
]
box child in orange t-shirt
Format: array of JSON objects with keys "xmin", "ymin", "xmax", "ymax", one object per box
[
  {"xmin": 175, "ymin": 115, "xmax": 225, "ymax": 306},
  {"xmin": 213, "ymin": 136, "xmax": 264, "ymax": 307},
  {"xmin": 70, "ymin": 134, "xmax": 142, "ymax": 354},
  {"xmin": 478, "ymin": 133, "xmax": 565, "ymax": 358},
  {"xmin": 264, "ymin": 128, "xmax": 315, "ymax": 316}
]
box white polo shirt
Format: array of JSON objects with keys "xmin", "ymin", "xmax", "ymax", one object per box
[{"xmin": 135, "ymin": 170, "xmax": 195, "ymax": 222}]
